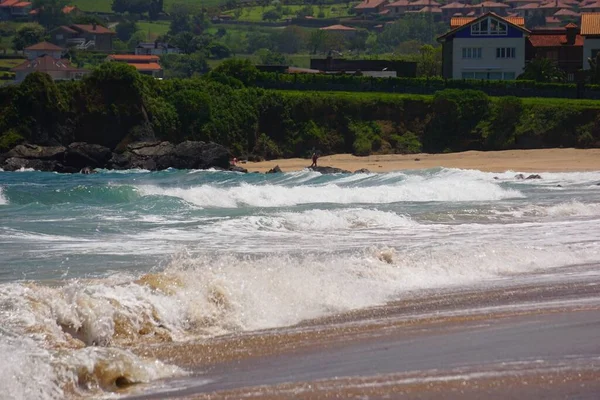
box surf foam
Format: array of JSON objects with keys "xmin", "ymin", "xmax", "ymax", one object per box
[{"xmin": 0, "ymin": 187, "xmax": 7, "ymax": 205}]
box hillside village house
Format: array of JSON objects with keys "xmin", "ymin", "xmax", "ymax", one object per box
[
  {"xmin": 106, "ymin": 54, "xmax": 163, "ymax": 78},
  {"xmin": 11, "ymin": 41, "xmax": 87, "ymax": 82},
  {"xmin": 319, "ymin": 24, "xmax": 358, "ymax": 38},
  {"xmin": 49, "ymin": 24, "xmax": 115, "ymax": 51},
  {"xmin": 581, "ymin": 13, "xmax": 600, "ymax": 68},
  {"xmin": 527, "ymin": 23, "xmax": 583, "ymax": 79},
  {"xmin": 135, "ymin": 42, "xmax": 181, "ymax": 56},
  {"xmin": 0, "ymin": 0, "xmax": 32, "ymax": 20},
  {"xmin": 354, "ymin": 0, "xmax": 388, "ymax": 15},
  {"xmin": 438, "ymin": 13, "xmax": 530, "ymax": 80}
]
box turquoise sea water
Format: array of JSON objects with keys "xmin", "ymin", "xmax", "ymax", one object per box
[{"xmin": 1, "ymin": 167, "xmax": 600, "ymax": 398}]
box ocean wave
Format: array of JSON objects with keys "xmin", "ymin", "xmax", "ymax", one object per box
[
  {"xmin": 491, "ymin": 201, "xmax": 600, "ymax": 219},
  {"xmin": 0, "ymin": 186, "xmax": 7, "ymax": 205},
  {"xmin": 136, "ymin": 177, "xmax": 522, "ymax": 208},
  {"xmin": 218, "ymin": 208, "xmax": 415, "ymax": 233}
]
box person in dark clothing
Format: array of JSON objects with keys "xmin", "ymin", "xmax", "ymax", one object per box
[{"xmin": 310, "ymin": 152, "xmax": 318, "ymax": 168}]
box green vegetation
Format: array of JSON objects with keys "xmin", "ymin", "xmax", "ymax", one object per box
[
  {"xmin": 73, "ymin": 0, "xmax": 223, "ymax": 14},
  {"xmin": 224, "ymin": 4, "xmax": 354, "ymax": 22},
  {"xmin": 1, "ymin": 63, "xmax": 599, "ymax": 161}
]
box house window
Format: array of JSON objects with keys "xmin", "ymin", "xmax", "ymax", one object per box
[
  {"xmin": 471, "ymin": 17, "xmax": 507, "ymax": 36},
  {"xmin": 56, "ymin": 34, "xmax": 64, "ymax": 40},
  {"xmin": 462, "ymin": 47, "xmax": 482, "ymax": 59},
  {"xmin": 462, "ymin": 71, "xmax": 517, "ymax": 80},
  {"xmin": 544, "ymin": 50, "xmax": 558, "ymax": 60},
  {"xmin": 496, "ymin": 47, "xmax": 516, "ymax": 58}
]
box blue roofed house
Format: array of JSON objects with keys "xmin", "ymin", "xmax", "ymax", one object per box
[{"xmin": 437, "ymin": 12, "xmax": 530, "ymax": 80}]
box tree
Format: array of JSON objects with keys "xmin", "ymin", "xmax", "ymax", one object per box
[
  {"xmin": 13, "ymin": 72, "xmax": 67, "ymax": 144},
  {"xmin": 262, "ymin": 9, "xmax": 282, "ymax": 21},
  {"xmin": 160, "ymin": 53, "xmax": 209, "ymax": 78},
  {"xmin": 213, "ymin": 58, "xmax": 258, "ymax": 86},
  {"xmin": 148, "ymin": 0, "xmax": 164, "ymax": 20},
  {"xmin": 116, "ymin": 19, "xmax": 138, "ymax": 42},
  {"xmin": 348, "ymin": 30, "xmax": 368, "ymax": 55},
  {"xmin": 168, "ymin": 4, "xmax": 193, "ymax": 35},
  {"xmin": 276, "ymin": 26, "xmax": 306, "ymax": 54},
  {"xmin": 308, "ymin": 29, "xmax": 326, "ymax": 54},
  {"xmin": 256, "ymin": 48, "xmax": 287, "ymax": 65},
  {"xmin": 32, "ymin": 0, "xmax": 69, "ymax": 29},
  {"xmin": 169, "ymin": 90, "xmax": 212, "ymax": 140},
  {"xmin": 12, "ymin": 23, "xmax": 45, "ymax": 51},
  {"xmin": 588, "ymin": 52, "xmax": 600, "ymax": 84},
  {"xmin": 417, "ymin": 45, "xmax": 441, "ymax": 77},
  {"xmin": 518, "ymin": 58, "xmax": 565, "ymax": 82},
  {"xmin": 209, "ymin": 43, "xmax": 231, "ymax": 59},
  {"xmin": 112, "ymin": 0, "xmax": 149, "ymax": 14}
]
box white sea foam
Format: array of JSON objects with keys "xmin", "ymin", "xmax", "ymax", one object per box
[
  {"xmin": 0, "ymin": 187, "xmax": 7, "ymax": 205},
  {"xmin": 491, "ymin": 201, "xmax": 600, "ymax": 219},
  {"xmin": 136, "ymin": 175, "xmax": 522, "ymax": 208}
]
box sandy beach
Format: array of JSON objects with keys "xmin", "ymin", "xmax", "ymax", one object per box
[{"xmin": 246, "ymin": 148, "xmax": 600, "ymax": 173}]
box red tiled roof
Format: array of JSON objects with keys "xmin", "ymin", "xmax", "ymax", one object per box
[
  {"xmin": 409, "ymin": 0, "xmax": 439, "ymax": 5},
  {"xmin": 11, "ymin": 55, "xmax": 83, "ymax": 72},
  {"xmin": 413, "ymin": 5, "xmax": 442, "ymax": 12},
  {"xmin": 107, "ymin": 54, "xmax": 160, "ymax": 62},
  {"xmin": 12, "ymin": 1, "xmax": 31, "ymax": 7},
  {"xmin": 355, "ymin": 0, "xmax": 387, "ymax": 9},
  {"xmin": 0, "ymin": 0, "xmax": 19, "ymax": 7},
  {"xmin": 515, "ymin": 3, "xmax": 540, "ymax": 9},
  {"xmin": 581, "ymin": 13, "xmax": 600, "ymax": 35},
  {"xmin": 62, "ymin": 5, "xmax": 77, "ymax": 13},
  {"xmin": 441, "ymin": 1, "xmax": 468, "ymax": 8},
  {"xmin": 528, "ymin": 33, "xmax": 583, "ymax": 46},
  {"xmin": 25, "ymin": 41, "xmax": 64, "ymax": 51},
  {"xmin": 581, "ymin": 1, "xmax": 600, "ymax": 8},
  {"xmin": 320, "ymin": 24, "xmax": 357, "ymax": 31},
  {"xmin": 129, "ymin": 62, "xmax": 162, "ymax": 71},
  {"xmin": 554, "ymin": 8, "xmax": 579, "ymax": 16},
  {"xmin": 539, "ymin": 0, "xmax": 572, "ymax": 8},
  {"xmin": 71, "ymin": 24, "xmax": 115, "ymax": 34},
  {"xmin": 386, "ymin": 0, "xmax": 409, "ymax": 6},
  {"xmin": 450, "ymin": 15, "xmax": 525, "ymax": 28},
  {"xmin": 473, "ymin": 1, "xmax": 510, "ymax": 7}
]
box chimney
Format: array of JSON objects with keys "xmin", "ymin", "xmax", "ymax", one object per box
[
  {"xmin": 565, "ymin": 23, "xmax": 577, "ymax": 45},
  {"xmin": 92, "ymin": 22, "xmax": 97, "ymax": 30}
]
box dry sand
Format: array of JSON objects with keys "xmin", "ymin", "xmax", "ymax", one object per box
[{"xmin": 244, "ymin": 148, "xmax": 600, "ymax": 173}]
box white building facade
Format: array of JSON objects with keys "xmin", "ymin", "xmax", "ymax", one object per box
[
  {"xmin": 581, "ymin": 13, "xmax": 600, "ymax": 69},
  {"xmin": 438, "ymin": 13, "xmax": 530, "ymax": 80}
]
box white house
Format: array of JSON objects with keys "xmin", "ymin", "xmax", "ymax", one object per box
[
  {"xmin": 581, "ymin": 13, "xmax": 600, "ymax": 69},
  {"xmin": 437, "ymin": 12, "xmax": 530, "ymax": 80}
]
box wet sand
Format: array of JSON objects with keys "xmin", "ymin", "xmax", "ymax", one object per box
[
  {"xmin": 127, "ymin": 265, "xmax": 600, "ymax": 399},
  {"xmin": 245, "ymin": 148, "xmax": 600, "ymax": 173}
]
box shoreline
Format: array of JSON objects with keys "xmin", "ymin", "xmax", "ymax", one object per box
[{"xmin": 245, "ymin": 148, "xmax": 600, "ymax": 173}]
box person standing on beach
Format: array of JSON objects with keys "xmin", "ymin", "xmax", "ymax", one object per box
[{"xmin": 310, "ymin": 152, "xmax": 318, "ymax": 168}]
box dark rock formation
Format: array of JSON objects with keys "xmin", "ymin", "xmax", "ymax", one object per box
[
  {"xmin": 266, "ymin": 165, "xmax": 282, "ymax": 174},
  {"xmin": 1, "ymin": 141, "xmax": 234, "ymax": 172},
  {"xmin": 64, "ymin": 142, "xmax": 112, "ymax": 169},
  {"xmin": 515, "ymin": 174, "xmax": 525, "ymax": 179},
  {"xmin": 526, "ymin": 174, "xmax": 542, "ymax": 180},
  {"xmin": 3, "ymin": 144, "xmax": 66, "ymax": 161},
  {"xmin": 309, "ymin": 166, "xmax": 351, "ymax": 174},
  {"xmin": 354, "ymin": 168, "xmax": 371, "ymax": 174},
  {"xmin": 229, "ymin": 165, "xmax": 248, "ymax": 173}
]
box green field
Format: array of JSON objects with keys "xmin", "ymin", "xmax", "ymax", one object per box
[
  {"xmin": 0, "ymin": 58, "xmax": 24, "ymax": 70},
  {"xmin": 73, "ymin": 0, "xmax": 225, "ymax": 13},
  {"xmin": 225, "ymin": 4, "xmax": 354, "ymax": 22},
  {"xmin": 137, "ymin": 21, "xmax": 170, "ymax": 40}
]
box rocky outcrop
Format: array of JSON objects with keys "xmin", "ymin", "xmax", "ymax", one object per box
[
  {"xmin": 1, "ymin": 141, "xmax": 233, "ymax": 173},
  {"xmin": 309, "ymin": 166, "xmax": 351, "ymax": 174},
  {"xmin": 64, "ymin": 142, "xmax": 112, "ymax": 169},
  {"xmin": 354, "ymin": 168, "xmax": 371, "ymax": 174},
  {"xmin": 266, "ymin": 165, "xmax": 282, "ymax": 174}
]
